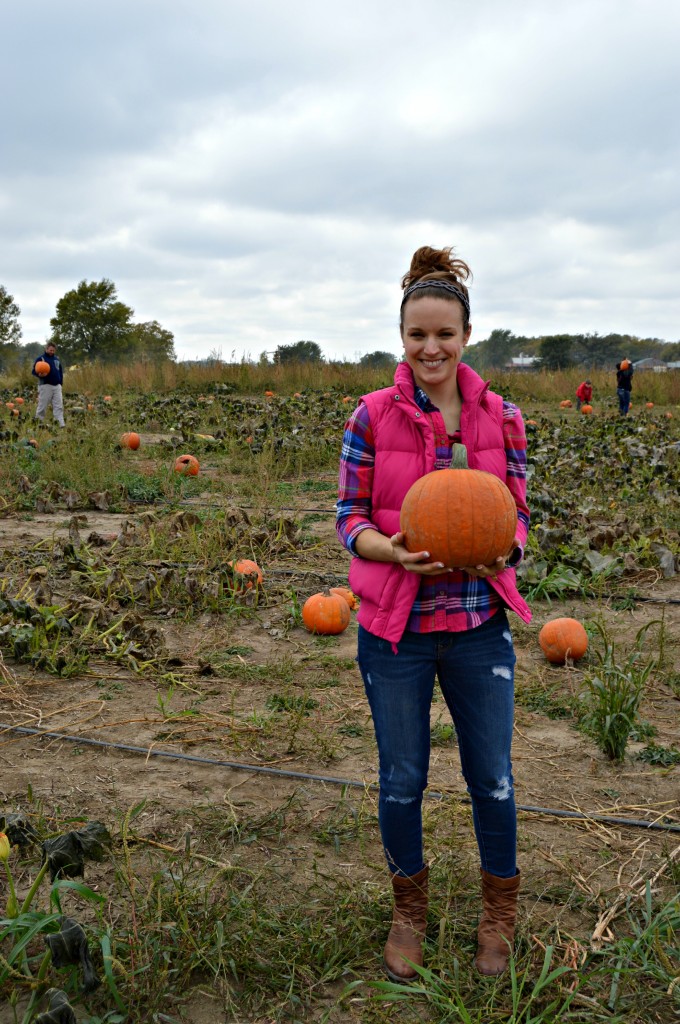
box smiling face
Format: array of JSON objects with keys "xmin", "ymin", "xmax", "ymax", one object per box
[{"xmin": 401, "ymin": 295, "xmax": 471, "ymax": 391}]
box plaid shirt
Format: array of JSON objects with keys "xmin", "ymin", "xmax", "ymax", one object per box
[{"xmin": 337, "ymin": 384, "xmax": 530, "ymax": 633}]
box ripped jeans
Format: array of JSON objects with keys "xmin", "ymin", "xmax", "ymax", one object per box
[{"xmin": 358, "ymin": 610, "xmax": 517, "ymax": 879}]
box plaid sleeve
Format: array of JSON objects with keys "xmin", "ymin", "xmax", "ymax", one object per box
[
  {"xmin": 502, "ymin": 400, "xmax": 530, "ymax": 558},
  {"xmin": 336, "ymin": 402, "xmax": 379, "ymax": 555}
]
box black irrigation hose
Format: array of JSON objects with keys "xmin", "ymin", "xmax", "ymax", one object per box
[{"xmin": 2, "ymin": 723, "xmax": 679, "ymax": 834}]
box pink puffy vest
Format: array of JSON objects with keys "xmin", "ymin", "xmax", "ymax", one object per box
[{"xmin": 347, "ymin": 361, "xmax": 531, "ymax": 642}]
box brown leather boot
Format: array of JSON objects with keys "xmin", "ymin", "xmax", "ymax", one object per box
[
  {"xmin": 474, "ymin": 869, "xmax": 520, "ymax": 976},
  {"xmin": 383, "ymin": 865, "xmax": 429, "ymax": 982}
]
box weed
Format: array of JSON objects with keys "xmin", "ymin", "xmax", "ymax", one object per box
[
  {"xmin": 578, "ymin": 620, "xmax": 659, "ymax": 761},
  {"xmin": 637, "ymin": 744, "xmax": 680, "ymax": 766}
]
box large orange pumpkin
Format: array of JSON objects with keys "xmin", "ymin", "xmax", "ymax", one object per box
[
  {"xmin": 580, "ymin": 404, "xmax": 593, "ymax": 415},
  {"xmin": 329, "ymin": 586, "xmax": 357, "ymax": 610},
  {"xmin": 174, "ymin": 454, "xmax": 200, "ymax": 475},
  {"xmin": 539, "ymin": 617, "xmax": 588, "ymax": 664},
  {"xmin": 35, "ymin": 360, "xmax": 50, "ymax": 377},
  {"xmin": 302, "ymin": 591, "xmax": 351, "ymax": 635},
  {"xmin": 120, "ymin": 432, "xmax": 141, "ymax": 450},
  {"xmin": 399, "ymin": 444, "xmax": 517, "ymax": 568},
  {"xmin": 620, "ymin": 359, "xmax": 631, "ymax": 370},
  {"xmin": 229, "ymin": 558, "xmax": 264, "ymax": 591}
]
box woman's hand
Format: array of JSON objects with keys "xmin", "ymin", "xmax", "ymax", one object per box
[
  {"xmin": 461, "ymin": 536, "xmax": 521, "ymax": 579},
  {"xmin": 388, "ymin": 532, "xmax": 452, "ymax": 575}
]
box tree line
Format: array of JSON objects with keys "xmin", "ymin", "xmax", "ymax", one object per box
[
  {"xmin": 0, "ymin": 280, "xmax": 175, "ymax": 371},
  {"xmin": 464, "ymin": 328, "xmax": 680, "ymax": 371},
  {"xmin": 3, "ymin": 280, "xmax": 679, "ymax": 373}
]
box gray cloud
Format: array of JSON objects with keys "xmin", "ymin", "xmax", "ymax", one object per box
[{"xmin": 2, "ymin": 0, "xmax": 679, "ymax": 356}]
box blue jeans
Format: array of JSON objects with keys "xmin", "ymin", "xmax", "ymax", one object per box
[
  {"xmin": 617, "ymin": 388, "xmax": 631, "ymax": 415},
  {"xmin": 358, "ymin": 610, "xmax": 517, "ymax": 878}
]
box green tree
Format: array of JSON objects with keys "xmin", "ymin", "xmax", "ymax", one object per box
[
  {"xmin": 129, "ymin": 320, "xmax": 176, "ymax": 361},
  {"xmin": 0, "ymin": 285, "xmax": 22, "ymax": 346},
  {"xmin": 49, "ymin": 279, "xmax": 135, "ymax": 363},
  {"xmin": 483, "ymin": 328, "xmax": 515, "ymax": 369},
  {"xmin": 539, "ymin": 334, "xmax": 574, "ymax": 370},
  {"xmin": 359, "ymin": 350, "xmax": 398, "ymax": 369},
  {"xmin": 275, "ymin": 340, "xmax": 324, "ymax": 363}
]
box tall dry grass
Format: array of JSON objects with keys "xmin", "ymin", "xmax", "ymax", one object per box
[{"xmin": 4, "ymin": 358, "xmax": 680, "ymax": 405}]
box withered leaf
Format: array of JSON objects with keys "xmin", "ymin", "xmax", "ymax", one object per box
[
  {"xmin": 35, "ymin": 988, "xmax": 77, "ymax": 1024},
  {"xmin": 45, "ymin": 917, "xmax": 100, "ymax": 993}
]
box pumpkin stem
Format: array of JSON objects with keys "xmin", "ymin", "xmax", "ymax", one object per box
[{"xmin": 451, "ymin": 443, "xmax": 469, "ymax": 469}]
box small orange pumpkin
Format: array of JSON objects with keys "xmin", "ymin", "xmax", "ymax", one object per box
[
  {"xmin": 539, "ymin": 618, "xmax": 588, "ymax": 664},
  {"xmin": 5, "ymin": 402, "xmax": 15, "ymax": 409},
  {"xmin": 13, "ymin": 397, "xmax": 24, "ymax": 405},
  {"xmin": 11, "ymin": 409, "xmax": 19, "ymax": 417},
  {"xmin": 526, "ymin": 419, "xmax": 538, "ymax": 426},
  {"xmin": 103, "ymin": 395, "xmax": 112, "ymax": 403},
  {"xmin": 645, "ymin": 402, "xmax": 654, "ymax": 409},
  {"xmin": 665, "ymin": 411, "xmax": 673, "ymax": 419},
  {"xmin": 400, "ymin": 444, "xmax": 517, "ymax": 568},
  {"xmin": 559, "ymin": 400, "xmax": 572, "ymax": 409},
  {"xmin": 120, "ymin": 432, "xmax": 141, "ymax": 450},
  {"xmin": 229, "ymin": 558, "xmax": 264, "ymax": 591},
  {"xmin": 580, "ymin": 404, "xmax": 593, "ymax": 415},
  {"xmin": 293, "ymin": 392, "xmax": 303, "ymax": 398},
  {"xmin": 302, "ymin": 590, "xmax": 351, "ymax": 635},
  {"xmin": 174, "ymin": 454, "xmax": 200, "ymax": 475},
  {"xmin": 329, "ymin": 586, "xmax": 357, "ymax": 610},
  {"xmin": 342, "ymin": 395, "xmax": 353, "ymax": 403},
  {"xmin": 34, "ymin": 360, "xmax": 50, "ymax": 377},
  {"xmin": 264, "ymin": 390, "xmax": 275, "ymax": 398}
]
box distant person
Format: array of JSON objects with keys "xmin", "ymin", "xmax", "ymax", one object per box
[
  {"xmin": 32, "ymin": 342, "xmax": 65, "ymax": 428},
  {"xmin": 575, "ymin": 379, "xmax": 593, "ymax": 411},
  {"xmin": 616, "ymin": 359, "xmax": 633, "ymax": 416}
]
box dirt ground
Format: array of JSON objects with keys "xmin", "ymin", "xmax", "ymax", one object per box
[{"xmin": 1, "ymin": 510, "xmax": 678, "ymax": 1022}]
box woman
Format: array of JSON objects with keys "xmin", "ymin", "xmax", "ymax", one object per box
[{"xmin": 336, "ymin": 246, "xmax": 531, "ymax": 981}]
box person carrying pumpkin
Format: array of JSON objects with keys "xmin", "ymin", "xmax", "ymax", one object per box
[
  {"xmin": 32, "ymin": 341, "xmax": 65, "ymax": 428},
  {"xmin": 336, "ymin": 246, "xmax": 531, "ymax": 982},
  {"xmin": 575, "ymin": 379, "xmax": 592, "ymax": 411},
  {"xmin": 615, "ymin": 359, "xmax": 633, "ymax": 416}
]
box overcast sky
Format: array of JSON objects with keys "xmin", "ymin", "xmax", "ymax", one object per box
[{"xmin": 2, "ymin": 0, "xmax": 679, "ymax": 361}]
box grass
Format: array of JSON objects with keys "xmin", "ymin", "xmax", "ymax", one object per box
[{"xmin": 0, "ymin": 368, "xmax": 678, "ymax": 1022}]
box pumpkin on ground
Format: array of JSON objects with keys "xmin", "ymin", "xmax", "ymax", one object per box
[
  {"xmin": 580, "ymin": 404, "xmax": 593, "ymax": 415},
  {"xmin": 559, "ymin": 400, "xmax": 572, "ymax": 408},
  {"xmin": 14, "ymin": 397, "xmax": 24, "ymax": 405},
  {"xmin": 35, "ymin": 360, "xmax": 50, "ymax": 377},
  {"xmin": 174, "ymin": 454, "xmax": 200, "ymax": 475},
  {"xmin": 646, "ymin": 402, "xmax": 654, "ymax": 409},
  {"xmin": 302, "ymin": 591, "xmax": 351, "ymax": 635},
  {"xmin": 539, "ymin": 617, "xmax": 588, "ymax": 664},
  {"xmin": 399, "ymin": 444, "xmax": 517, "ymax": 568},
  {"xmin": 329, "ymin": 586, "xmax": 357, "ymax": 610},
  {"xmin": 120, "ymin": 432, "xmax": 141, "ymax": 450},
  {"xmin": 229, "ymin": 559, "xmax": 264, "ymax": 591}
]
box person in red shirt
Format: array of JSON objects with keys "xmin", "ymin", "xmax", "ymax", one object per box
[{"xmin": 575, "ymin": 379, "xmax": 593, "ymax": 411}]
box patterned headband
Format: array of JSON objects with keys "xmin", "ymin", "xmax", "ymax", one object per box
[{"xmin": 401, "ymin": 279, "xmax": 470, "ymax": 320}]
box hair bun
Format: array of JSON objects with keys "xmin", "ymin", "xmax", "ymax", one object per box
[{"xmin": 402, "ymin": 246, "xmax": 472, "ymax": 290}]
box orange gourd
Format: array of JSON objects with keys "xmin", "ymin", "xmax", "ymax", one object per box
[
  {"xmin": 580, "ymin": 404, "xmax": 593, "ymax": 415},
  {"xmin": 229, "ymin": 558, "xmax": 264, "ymax": 591},
  {"xmin": 399, "ymin": 444, "xmax": 517, "ymax": 568},
  {"xmin": 539, "ymin": 617, "xmax": 588, "ymax": 664},
  {"xmin": 35, "ymin": 360, "xmax": 50, "ymax": 377},
  {"xmin": 302, "ymin": 590, "xmax": 351, "ymax": 635},
  {"xmin": 329, "ymin": 586, "xmax": 357, "ymax": 610},
  {"xmin": 14, "ymin": 397, "xmax": 24, "ymax": 405},
  {"xmin": 174, "ymin": 454, "xmax": 200, "ymax": 475},
  {"xmin": 645, "ymin": 402, "xmax": 654, "ymax": 409},
  {"xmin": 264, "ymin": 390, "xmax": 275, "ymax": 398},
  {"xmin": 120, "ymin": 432, "xmax": 141, "ymax": 450},
  {"xmin": 559, "ymin": 400, "xmax": 572, "ymax": 409}
]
